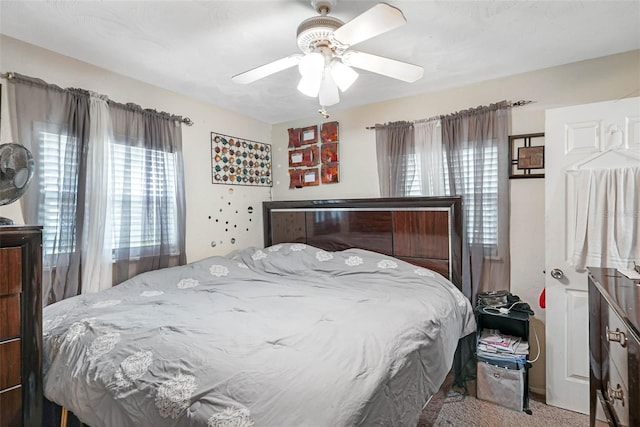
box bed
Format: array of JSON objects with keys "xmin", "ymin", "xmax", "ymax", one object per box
[{"xmin": 42, "ymin": 196, "xmax": 475, "ymax": 427}]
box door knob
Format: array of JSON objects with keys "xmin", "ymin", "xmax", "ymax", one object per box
[{"xmin": 550, "ymin": 268, "xmax": 564, "ymax": 280}]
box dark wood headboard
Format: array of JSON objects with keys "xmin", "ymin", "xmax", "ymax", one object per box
[{"xmin": 263, "ymin": 197, "xmax": 463, "ymax": 290}]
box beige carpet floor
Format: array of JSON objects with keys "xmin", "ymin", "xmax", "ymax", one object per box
[
  {"xmin": 433, "ymin": 393, "xmax": 592, "ymax": 427},
  {"xmin": 419, "ymin": 376, "xmax": 600, "ymax": 427}
]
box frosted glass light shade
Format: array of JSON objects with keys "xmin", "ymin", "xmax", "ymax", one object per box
[
  {"xmin": 330, "ymin": 60, "xmax": 358, "ymax": 92},
  {"xmin": 297, "ymin": 74, "xmax": 323, "ymax": 97},
  {"xmin": 298, "ymin": 52, "xmax": 324, "ymax": 77},
  {"xmin": 297, "ymin": 51, "xmax": 355, "ymax": 104},
  {"xmin": 319, "ymin": 72, "xmax": 339, "ymax": 106}
]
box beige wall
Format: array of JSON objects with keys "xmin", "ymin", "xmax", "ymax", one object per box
[
  {"xmin": 0, "ymin": 35, "xmax": 273, "ymax": 263},
  {"xmin": 270, "ymin": 50, "xmax": 640, "ymax": 394}
]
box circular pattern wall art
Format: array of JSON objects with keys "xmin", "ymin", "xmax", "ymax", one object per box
[{"xmin": 211, "ymin": 132, "xmax": 272, "ymax": 187}]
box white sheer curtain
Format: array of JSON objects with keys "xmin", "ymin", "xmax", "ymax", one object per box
[
  {"xmin": 415, "ymin": 120, "xmax": 446, "ymax": 196},
  {"xmin": 81, "ymin": 93, "xmax": 113, "ymax": 294},
  {"xmin": 572, "ymin": 166, "xmax": 640, "ymax": 270}
]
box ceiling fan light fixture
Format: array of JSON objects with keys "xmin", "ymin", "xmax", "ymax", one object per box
[
  {"xmin": 298, "ymin": 51, "xmax": 325, "ymax": 77},
  {"xmin": 296, "ymin": 15, "xmax": 343, "ymax": 54},
  {"xmin": 330, "ymin": 59, "xmax": 358, "ymax": 92},
  {"xmin": 319, "ymin": 72, "xmax": 340, "ymax": 106},
  {"xmin": 297, "ymin": 73, "xmax": 323, "ymax": 97}
]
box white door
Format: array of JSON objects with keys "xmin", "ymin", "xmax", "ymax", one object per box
[{"xmin": 544, "ymin": 96, "xmax": 640, "ymax": 414}]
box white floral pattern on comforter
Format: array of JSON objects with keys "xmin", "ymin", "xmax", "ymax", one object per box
[{"xmin": 43, "ymin": 244, "xmax": 475, "ymax": 427}]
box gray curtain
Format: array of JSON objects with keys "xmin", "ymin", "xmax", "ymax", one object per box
[
  {"xmin": 375, "ymin": 121, "xmax": 414, "ymax": 197},
  {"xmin": 108, "ymin": 102, "xmax": 187, "ymax": 283},
  {"xmin": 441, "ymin": 101, "xmax": 511, "ymax": 303},
  {"xmin": 7, "ymin": 73, "xmax": 90, "ymax": 303},
  {"xmin": 374, "ymin": 105, "xmax": 510, "ymax": 388}
]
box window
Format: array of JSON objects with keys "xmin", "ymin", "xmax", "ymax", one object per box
[
  {"xmin": 110, "ymin": 142, "xmax": 179, "ymax": 258},
  {"xmin": 38, "ymin": 125, "xmax": 79, "ymax": 257},
  {"xmin": 403, "ymin": 154, "xmax": 423, "ymax": 197},
  {"xmin": 407, "ymin": 146, "xmax": 499, "ymax": 248},
  {"xmin": 449, "ymin": 145, "xmax": 499, "ymax": 248},
  {"xmin": 37, "ymin": 126, "xmax": 179, "ymax": 259}
]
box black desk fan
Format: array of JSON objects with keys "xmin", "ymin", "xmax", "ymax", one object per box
[{"xmin": 0, "ymin": 143, "xmax": 35, "ymax": 225}]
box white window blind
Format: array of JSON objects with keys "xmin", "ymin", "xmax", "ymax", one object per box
[
  {"xmin": 454, "ymin": 145, "xmax": 498, "ymax": 247},
  {"xmin": 407, "ymin": 146, "xmax": 499, "ymax": 247},
  {"xmin": 110, "ymin": 143, "xmax": 179, "ymax": 257},
  {"xmin": 38, "ymin": 126, "xmax": 78, "ymax": 257},
  {"xmin": 404, "ymin": 154, "xmax": 423, "ymax": 197}
]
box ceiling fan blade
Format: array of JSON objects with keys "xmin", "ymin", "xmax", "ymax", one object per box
[
  {"xmin": 232, "ymin": 54, "xmax": 302, "ymax": 84},
  {"xmin": 332, "ymin": 3, "xmax": 406, "ymax": 47},
  {"xmin": 342, "ymin": 51, "xmax": 423, "ymax": 83}
]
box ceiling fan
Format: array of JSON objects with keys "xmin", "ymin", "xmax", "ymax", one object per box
[{"xmin": 232, "ymin": 0, "xmax": 424, "ymax": 108}]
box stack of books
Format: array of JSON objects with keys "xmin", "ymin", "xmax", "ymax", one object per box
[{"xmin": 477, "ymin": 329, "xmax": 528, "ymax": 369}]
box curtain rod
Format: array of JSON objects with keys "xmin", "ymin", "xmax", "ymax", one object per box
[
  {"xmin": 364, "ymin": 100, "xmax": 533, "ymax": 130},
  {"xmin": 2, "ymin": 71, "xmax": 194, "ymax": 126}
]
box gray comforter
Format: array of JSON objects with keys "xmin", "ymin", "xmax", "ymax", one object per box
[{"xmin": 43, "ymin": 243, "xmax": 476, "ymax": 427}]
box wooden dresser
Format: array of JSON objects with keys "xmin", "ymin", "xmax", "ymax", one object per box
[
  {"xmin": 0, "ymin": 225, "xmax": 43, "ymax": 427},
  {"xmin": 588, "ymin": 267, "xmax": 640, "ymax": 427}
]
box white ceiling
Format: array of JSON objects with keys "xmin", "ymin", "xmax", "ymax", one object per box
[{"xmin": 1, "ymin": 1, "xmax": 639, "ymax": 124}]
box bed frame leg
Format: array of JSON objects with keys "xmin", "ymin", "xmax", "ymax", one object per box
[{"xmin": 60, "ymin": 407, "xmax": 68, "ymax": 427}]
